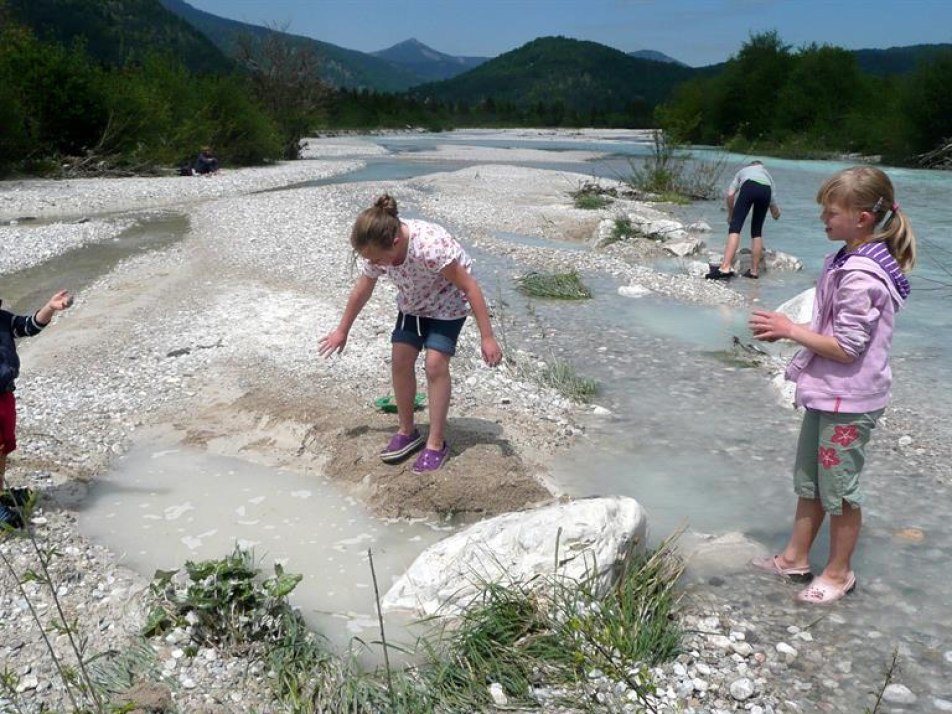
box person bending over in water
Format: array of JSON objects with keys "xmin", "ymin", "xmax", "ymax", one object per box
[{"xmin": 707, "ymin": 160, "xmax": 781, "ymax": 280}]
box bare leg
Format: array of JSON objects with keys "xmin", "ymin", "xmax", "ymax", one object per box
[
  {"xmin": 0, "ymin": 451, "xmax": 6, "ymax": 490},
  {"xmin": 750, "ymin": 236, "xmax": 764, "ymax": 276},
  {"xmin": 718, "ymin": 232, "xmax": 741, "ymax": 273},
  {"xmin": 821, "ymin": 501, "xmax": 861, "ymax": 586},
  {"xmin": 391, "ymin": 343, "xmax": 419, "ymax": 435},
  {"xmin": 777, "ymin": 497, "xmax": 825, "ymax": 570},
  {"xmin": 423, "ymin": 349, "xmax": 452, "ymax": 450}
]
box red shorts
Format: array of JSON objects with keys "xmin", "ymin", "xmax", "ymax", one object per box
[{"xmin": 0, "ymin": 392, "xmax": 16, "ymax": 455}]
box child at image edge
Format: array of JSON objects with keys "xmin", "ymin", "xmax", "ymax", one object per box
[
  {"xmin": 749, "ymin": 166, "xmax": 915, "ymax": 604},
  {"xmin": 319, "ymin": 194, "xmax": 502, "ymax": 473},
  {"xmin": 1, "ymin": 291, "xmax": 73, "ymax": 505}
]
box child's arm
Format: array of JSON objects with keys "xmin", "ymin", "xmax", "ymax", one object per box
[
  {"xmin": 440, "ymin": 262, "xmax": 502, "ymax": 367},
  {"xmin": 12, "ymin": 290, "xmax": 72, "ymax": 337},
  {"xmin": 35, "ymin": 290, "xmax": 73, "ymax": 326},
  {"xmin": 749, "ymin": 310, "xmax": 852, "ymax": 363},
  {"xmin": 318, "ymin": 275, "xmax": 376, "ymax": 357}
]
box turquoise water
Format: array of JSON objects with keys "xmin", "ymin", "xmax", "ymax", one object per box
[{"xmin": 342, "ymin": 133, "xmax": 952, "ymax": 706}]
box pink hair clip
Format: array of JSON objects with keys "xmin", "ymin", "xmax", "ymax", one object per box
[{"xmin": 891, "ymin": 202, "xmax": 900, "ymax": 212}]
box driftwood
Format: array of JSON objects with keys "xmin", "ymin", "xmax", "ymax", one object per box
[
  {"xmin": 916, "ymin": 138, "xmax": 952, "ymax": 170},
  {"xmin": 58, "ymin": 152, "xmax": 165, "ymax": 178}
]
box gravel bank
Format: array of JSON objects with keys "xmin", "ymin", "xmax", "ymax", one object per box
[{"xmin": 2, "ymin": 135, "xmax": 946, "ymax": 713}]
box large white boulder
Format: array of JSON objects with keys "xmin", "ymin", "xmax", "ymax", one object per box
[
  {"xmin": 762, "ymin": 287, "xmax": 816, "ymax": 407},
  {"xmin": 766, "ymin": 250, "xmax": 804, "ymax": 272},
  {"xmin": 381, "ymin": 496, "xmax": 648, "ymax": 616},
  {"xmin": 776, "ymin": 287, "xmax": 815, "ymax": 324},
  {"xmin": 664, "ymin": 238, "xmax": 705, "ymax": 257},
  {"xmin": 633, "ymin": 217, "xmax": 689, "ymax": 242}
]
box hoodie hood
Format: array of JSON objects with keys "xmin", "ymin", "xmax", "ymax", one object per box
[{"xmin": 831, "ymin": 243, "xmax": 910, "ymax": 305}]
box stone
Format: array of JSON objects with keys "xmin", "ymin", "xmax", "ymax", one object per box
[
  {"xmin": 729, "ymin": 677, "xmax": 755, "ymax": 701},
  {"xmin": 381, "ymin": 496, "xmax": 647, "ymax": 615},
  {"xmin": 664, "ymin": 239, "xmax": 705, "ymax": 257},
  {"xmin": 882, "ymin": 683, "xmax": 916, "ymax": 704},
  {"xmin": 633, "ymin": 217, "xmax": 690, "ymax": 243},
  {"xmin": 618, "ymin": 284, "xmax": 652, "ymax": 298}
]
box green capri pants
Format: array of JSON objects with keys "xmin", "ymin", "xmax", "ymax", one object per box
[{"xmin": 793, "ymin": 408, "xmax": 884, "ymax": 515}]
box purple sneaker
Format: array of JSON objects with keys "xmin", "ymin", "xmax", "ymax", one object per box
[
  {"xmin": 412, "ymin": 442, "xmax": 450, "ymax": 473},
  {"xmin": 380, "ymin": 430, "xmax": 424, "ymax": 463}
]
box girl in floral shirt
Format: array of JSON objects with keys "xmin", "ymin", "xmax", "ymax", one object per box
[
  {"xmin": 319, "ymin": 194, "xmax": 502, "ymax": 473},
  {"xmin": 748, "ymin": 167, "xmax": 916, "ymax": 604}
]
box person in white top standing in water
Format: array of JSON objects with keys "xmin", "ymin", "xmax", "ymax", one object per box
[
  {"xmin": 707, "ymin": 160, "xmax": 781, "ymax": 280},
  {"xmin": 319, "ymin": 194, "xmax": 502, "ymax": 473}
]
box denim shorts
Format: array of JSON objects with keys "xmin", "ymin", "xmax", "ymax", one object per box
[
  {"xmin": 391, "ymin": 312, "xmax": 466, "ymax": 356},
  {"xmin": 793, "ymin": 407, "xmax": 883, "ymax": 515}
]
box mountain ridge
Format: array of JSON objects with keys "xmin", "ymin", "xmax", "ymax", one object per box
[{"xmin": 371, "ymin": 38, "xmax": 488, "ymax": 82}]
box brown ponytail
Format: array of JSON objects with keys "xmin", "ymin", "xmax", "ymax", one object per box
[{"xmin": 351, "ymin": 193, "xmax": 401, "ymax": 253}]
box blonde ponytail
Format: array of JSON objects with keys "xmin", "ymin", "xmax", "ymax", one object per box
[{"xmin": 817, "ymin": 166, "xmax": 917, "ymax": 273}]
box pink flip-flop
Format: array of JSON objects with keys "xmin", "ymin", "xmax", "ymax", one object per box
[
  {"xmin": 796, "ymin": 572, "xmax": 856, "ymax": 605},
  {"xmin": 751, "ymin": 554, "xmax": 812, "ymax": 580}
]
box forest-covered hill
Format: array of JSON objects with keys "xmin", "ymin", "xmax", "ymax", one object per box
[
  {"xmin": 157, "ymin": 0, "xmax": 422, "ymax": 91},
  {"xmin": 411, "ymin": 36, "xmax": 697, "ymax": 113},
  {"xmin": 853, "ymin": 42, "xmax": 952, "ymax": 75},
  {"xmin": 5, "ymin": 0, "xmax": 233, "ymax": 74}
]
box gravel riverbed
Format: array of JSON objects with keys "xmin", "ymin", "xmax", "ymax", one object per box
[{"xmin": 1, "ymin": 134, "xmax": 949, "ymax": 713}]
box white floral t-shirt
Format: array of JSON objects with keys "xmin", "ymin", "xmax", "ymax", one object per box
[{"xmin": 360, "ymin": 219, "xmax": 473, "ymax": 319}]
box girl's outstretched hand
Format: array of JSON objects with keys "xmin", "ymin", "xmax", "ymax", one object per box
[
  {"xmin": 318, "ymin": 328, "xmax": 348, "ymax": 358},
  {"xmin": 481, "ymin": 336, "xmax": 502, "ymax": 367},
  {"xmin": 749, "ymin": 309, "xmax": 792, "ymax": 342}
]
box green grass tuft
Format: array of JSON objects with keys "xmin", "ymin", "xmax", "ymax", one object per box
[
  {"xmin": 571, "ymin": 180, "xmax": 614, "ymax": 210},
  {"xmin": 515, "ymin": 271, "xmax": 592, "ymax": 300},
  {"xmin": 540, "ymin": 360, "xmax": 599, "ymax": 402},
  {"xmin": 573, "ymin": 192, "xmax": 612, "ymax": 210}
]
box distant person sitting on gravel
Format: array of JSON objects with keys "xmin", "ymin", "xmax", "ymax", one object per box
[
  {"xmin": 707, "ymin": 160, "xmax": 781, "ymax": 280},
  {"xmin": 748, "ymin": 166, "xmax": 915, "ymax": 604},
  {"xmin": 319, "ymin": 193, "xmax": 502, "ymax": 473},
  {"xmin": 193, "ymin": 146, "xmax": 219, "ymax": 175},
  {"xmin": 1, "ymin": 290, "xmax": 73, "ymax": 526}
]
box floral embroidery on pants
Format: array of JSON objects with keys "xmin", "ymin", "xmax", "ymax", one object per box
[
  {"xmin": 818, "ymin": 446, "xmax": 841, "ymax": 469},
  {"xmin": 831, "ymin": 424, "xmax": 859, "ymax": 447}
]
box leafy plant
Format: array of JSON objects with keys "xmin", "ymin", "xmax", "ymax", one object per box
[
  {"xmin": 598, "ymin": 215, "xmax": 636, "ymax": 247},
  {"xmin": 622, "ymin": 129, "xmax": 726, "ymax": 201}
]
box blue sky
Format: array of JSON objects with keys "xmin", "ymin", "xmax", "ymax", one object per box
[{"xmin": 184, "ymin": 0, "xmax": 950, "ymax": 68}]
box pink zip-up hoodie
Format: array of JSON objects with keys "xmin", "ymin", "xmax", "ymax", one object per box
[{"xmin": 785, "ymin": 243, "xmax": 910, "ymax": 413}]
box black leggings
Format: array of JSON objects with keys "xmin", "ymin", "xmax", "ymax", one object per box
[{"xmin": 729, "ymin": 181, "xmax": 772, "ymax": 237}]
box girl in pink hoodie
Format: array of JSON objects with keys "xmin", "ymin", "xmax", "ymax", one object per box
[{"xmin": 747, "ymin": 166, "xmax": 916, "ymax": 604}]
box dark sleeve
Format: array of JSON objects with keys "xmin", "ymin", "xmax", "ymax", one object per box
[{"xmin": 11, "ymin": 312, "xmax": 46, "ymax": 338}]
